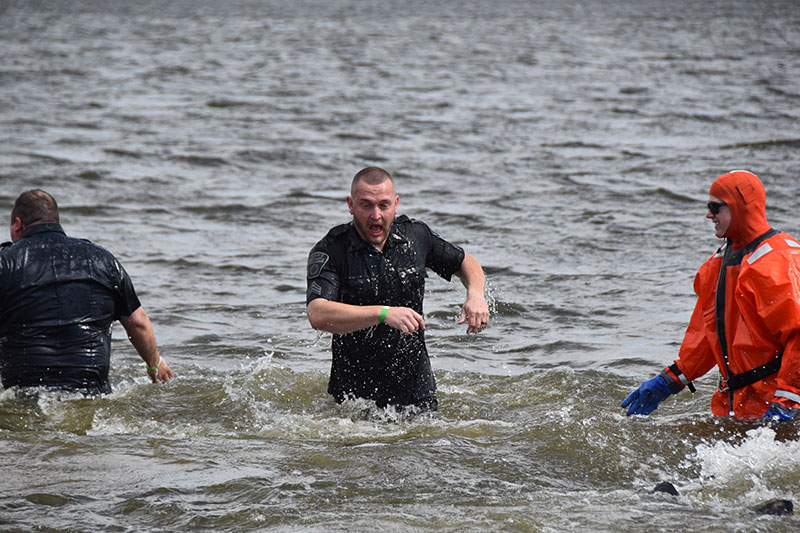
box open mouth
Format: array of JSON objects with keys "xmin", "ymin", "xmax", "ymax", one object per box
[{"xmin": 369, "ymin": 224, "xmax": 383, "ymax": 236}]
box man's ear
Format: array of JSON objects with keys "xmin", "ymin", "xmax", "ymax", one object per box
[{"xmin": 10, "ymin": 216, "xmax": 25, "ymax": 242}]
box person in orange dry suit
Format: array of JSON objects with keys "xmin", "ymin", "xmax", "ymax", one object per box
[{"xmin": 622, "ymin": 170, "xmax": 800, "ymax": 421}]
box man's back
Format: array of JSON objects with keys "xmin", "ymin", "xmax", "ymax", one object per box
[{"xmin": 0, "ymin": 223, "xmax": 141, "ymax": 393}]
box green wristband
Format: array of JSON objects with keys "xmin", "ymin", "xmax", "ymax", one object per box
[
  {"xmin": 146, "ymin": 356, "xmax": 162, "ymax": 373},
  {"xmin": 379, "ymin": 306, "xmax": 389, "ymax": 324}
]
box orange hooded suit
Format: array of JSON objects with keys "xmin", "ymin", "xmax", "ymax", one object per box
[{"xmin": 662, "ymin": 171, "xmax": 800, "ymax": 419}]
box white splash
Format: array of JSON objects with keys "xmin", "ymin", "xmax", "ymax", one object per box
[
  {"xmin": 692, "ymin": 425, "xmax": 800, "ymax": 502},
  {"xmin": 695, "ymin": 426, "xmax": 800, "ymax": 483}
]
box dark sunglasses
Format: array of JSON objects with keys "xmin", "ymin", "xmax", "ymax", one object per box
[{"xmin": 707, "ymin": 201, "xmax": 727, "ymax": 215}]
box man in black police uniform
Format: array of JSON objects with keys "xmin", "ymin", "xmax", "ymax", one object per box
[
  {"xmin": 0, "ymin": 189, "xmax": 174, "ymax": 394},
  {"xmin": 306, "ymin": 167, "xmax": 489, "ymax": 411}
]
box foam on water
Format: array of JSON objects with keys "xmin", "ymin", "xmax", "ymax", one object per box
[{"xmin": 692, "ymin": 425, "xmax": 800, "ymax": 502}]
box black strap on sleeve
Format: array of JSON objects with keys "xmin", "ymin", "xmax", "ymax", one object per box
[{"xmin": 665, "ymin": 363, "xmax": 696, "ymax": 393}]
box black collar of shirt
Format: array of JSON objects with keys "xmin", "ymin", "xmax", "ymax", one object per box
[
  {"xmin": 21, "ymin": 223, "xmax": 65, "ymax": 239},
  {"xmin": 346, "ymin": 216, "xmax": 410, "ymax": 254}
]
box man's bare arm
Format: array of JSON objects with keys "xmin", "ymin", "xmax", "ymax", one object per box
[
  {"xmin": 119, "ymin": 307, "xmax": 174, "ymax": 383},
  {"xmin": 307, "ymin": 298, "xmax": 425, "ymax": 335}
]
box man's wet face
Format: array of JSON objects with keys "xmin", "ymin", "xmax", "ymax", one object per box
[{"xmin": 347, "ymin": 179, "xmax": 398, "ymax": 251}]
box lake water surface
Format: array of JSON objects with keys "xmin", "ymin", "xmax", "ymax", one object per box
[{"xmin": 2, "ymin": 1, "xmax": 800, "ymax": 531}]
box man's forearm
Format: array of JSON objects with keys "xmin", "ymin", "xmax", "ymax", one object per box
[
  {"xmin": 307, "ymin": 298, "xmax": 385, "ymax": 334},
  {"xmin": 457, "ymin": 253, "xmax": 486, "ymax": 295},
  {"xmin": 119, "ymin": 307, "xmax": 174, "ymax": 383},
  {"xmin": 455, "ymin": 253, "xmax": 490, "ymax": 333},
  {"xmin": 119, "ymin": 307, "xmax": 160, "ymax": 367}
]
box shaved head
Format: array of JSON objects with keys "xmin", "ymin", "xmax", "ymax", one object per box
[{"xmin": 350, "ymin": 166, "xmax": 395, "ymax": 197}]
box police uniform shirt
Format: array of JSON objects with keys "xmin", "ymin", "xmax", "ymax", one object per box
[
  {"xmin": 0, "ymin": 223, "xmax": 142, "ymax": 394},
  {"xmin": 307, "ymin": 215, "xmax": 465, "ymax": 409}
]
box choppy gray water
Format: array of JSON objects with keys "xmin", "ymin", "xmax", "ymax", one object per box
[{"xmin": 2, "ymin": 0, "xmax": 800, "ymax": 531}]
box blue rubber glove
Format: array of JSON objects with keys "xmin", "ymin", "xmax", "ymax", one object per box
[
  {"xmin": 622, "ymin": 375, "xmax": 673, "ymax": 416},
  {"xmin": 762, "ymin": 402, "xmax": 800, "ymax": 422}
]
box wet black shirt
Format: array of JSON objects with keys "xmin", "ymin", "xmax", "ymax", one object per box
[
  {"xmin": 307, "ymin": 215, "xmax": 465, "ymax": 409},
  {"xmin": 0, "ymin": 224, "xmax": 141, "ymax": 394}
]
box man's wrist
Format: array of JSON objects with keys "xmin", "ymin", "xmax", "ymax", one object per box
[
  {"xmin": 146, "ymin": 356, "xmax": 162, "ymax": 373},
  {"xmin": 379, "ymin": 306, "xmax": 389, "ymax": 324}
]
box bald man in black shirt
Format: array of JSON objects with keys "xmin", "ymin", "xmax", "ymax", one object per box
[{"xmin": 307, "ymin": 167, "xmax": 488, "ymax": 411}]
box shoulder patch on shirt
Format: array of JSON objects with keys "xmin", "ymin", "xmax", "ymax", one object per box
[
  {"xmin": 747, "ymin": 243, "xmax": 773, "ymax": 265},
  {"xmin": 308, "ymin": 251, "xmax": 329, "ymax": 278},
  {"xmin": 785, "ymin": 238, "xmax": 800, "ymax": 248}
]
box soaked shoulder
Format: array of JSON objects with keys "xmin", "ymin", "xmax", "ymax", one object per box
[
  {"xmin": 69, "ymin": 236, "xmax": 117, "ymax": 259},
  {"xmin": 402, "ymin": 216, "xmax": 450, "ymax": 243},
  {"xmin": 60, "ymin": 237, "xmax": 126, "ymax": 274},
  {"xmin": 313, "ymin": 222, "xmax": 351, "ymax": 250},
  {"xmin": 395, "ymin": 215, "xmax": 432, "ymax": 234}
]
